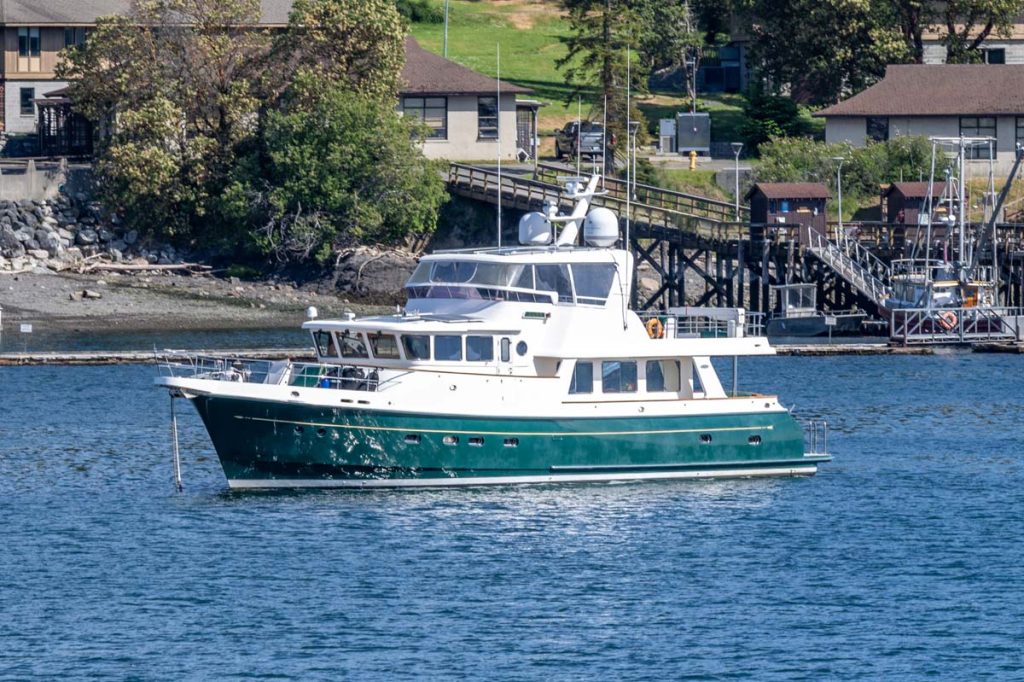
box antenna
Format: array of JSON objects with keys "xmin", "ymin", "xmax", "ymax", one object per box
[
  {"xmin": 576, "ymin": 96, "xmax": 582, "ymax": 178},
  {"xmin": 625, "ymin": 44, "xmax": 631, "ymax": 253},
  {"xmin": 496, "ymin": 43, "xmax": 502, "ymax": 249},
  {"xmin": 602, "ymin": 93, "xmax": 607, "ymax": 190}
]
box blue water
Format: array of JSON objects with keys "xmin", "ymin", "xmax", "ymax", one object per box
[{"xmin": 3, "ymin": 353, "xmax": 1024, "ymax": 679}]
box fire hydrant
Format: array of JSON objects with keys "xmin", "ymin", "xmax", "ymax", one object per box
[{"xmin": 689, "ymin": 150, "xmax": 698, "ymax": 170}]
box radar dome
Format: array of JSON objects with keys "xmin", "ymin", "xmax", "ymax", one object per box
[
  {"xmin": 583, "ymin": 207, "xmax": 619, "ymax": 248},
  {"xmin": 518, "ymin": 212, "xmax": 552, "ymax": 246}
]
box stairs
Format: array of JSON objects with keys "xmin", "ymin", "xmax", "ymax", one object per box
[{"xmin": 806, "ymin": 227, "xmax": 891, "ymax": 310}]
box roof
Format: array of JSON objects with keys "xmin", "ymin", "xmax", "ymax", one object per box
[
  {"xmin": 817, "ymin": 64, "xmax": 1024, "ymax": 117},
  {"xmin": 401, "ymin": 37, "xmax": 532, "ymax": 96},
  {"xmin": 745, "ymin": 183, "xmax": 830, "ymax": 200},
  {"xmin": 0, "ymin": 0, "xmax": 292, "ymax": 25},
  {"xmin": 883, "ymin": 182, "xmax": 945, "ymax": 199}
]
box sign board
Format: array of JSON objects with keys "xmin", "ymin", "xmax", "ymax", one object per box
[
  {"xmin": 19, "ymin": 323, "xmax": 33, "ymax": 333},
  {"xmin": 824, "ymin": 317, "xmax": 837, "ymax": 327}
]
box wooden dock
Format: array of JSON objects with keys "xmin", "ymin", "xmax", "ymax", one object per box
[{"xmin": 0, "ymin": 343, "xmax": 934, "ymax": 366}]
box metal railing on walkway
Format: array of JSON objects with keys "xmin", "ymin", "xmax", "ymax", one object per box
[{"xmin": 889, "ymin": 306, "xmax": 1024, "ymax": 345}]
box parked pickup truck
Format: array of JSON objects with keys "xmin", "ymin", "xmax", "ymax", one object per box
[{"xmin": 554, "ymin": 121, "xmax": 611, "ymax": 160}]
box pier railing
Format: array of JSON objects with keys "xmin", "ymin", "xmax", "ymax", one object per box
[{"xmin": 889, "ymin": 306, "xmax": 1024, "ymax": 345}]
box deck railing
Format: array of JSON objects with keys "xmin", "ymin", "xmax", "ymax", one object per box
[{"xmin": 160, "ymin": 353, "xmax": 383, "ymax": 391}]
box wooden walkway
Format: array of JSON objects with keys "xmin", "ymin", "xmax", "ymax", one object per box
[{"xmin": 447, "ymin": 163, "xmax": 748, "ymax": 248}]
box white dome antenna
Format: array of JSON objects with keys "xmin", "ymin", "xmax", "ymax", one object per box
[
  {"xmin": 583, "ymin": 207, "xmax": 619, "ymax": 247},
  {"xmin": 518, "ymin": 212, "xmax": 552, "ymax": 246}
]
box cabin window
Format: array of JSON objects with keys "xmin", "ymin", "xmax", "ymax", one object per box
[
  {"xmin": 313, "ymin": 331, "xmax": 338, "ymax": 358},
  {"xmin": 535, "ymin": 264, "xmax": 573, "ymax": 303},
  {"xmin": 691, "ymin": 365, "xmax": 705, "ymax": 396},
  {"xmin": 960, "ymin": 117, "xmax": 995, "ymax": 159},
  {"xmin": 602, "ymin": 361, "xmax": 637, "ymax": 393},
  {"xmin": 403, "ymin": 96, "xmax": 447, "ymax": 139},
  {"xmin": 500, "ymin": 338, "xmax": 511, "ymax": 362},
  {"xmin": 516, "ymin": 341, "xmax": 528, "ymax": 356},
  {"xmin": 434, "ymin": 335, "xmax": 462, "ymax": 361},
  {"xmin": 478, "ymin": 96, "xmax": 499, "ymax": 139},
  {"xmin": 338, "ymin": 331, "xmax": 369, "ymax": 359},
  {"xmin": 569, "ymin": 361, "xmax": 594, "ymax": 394},
  {"xmin": 571, "ymin": 264, "xmax": 617, "ymax": 305},
  {"xmin": 466, "ymin": 336, "xmax": 494, "ymax": 361},
  {"xmin": 402, "ymin": 334, "xmax": 431, "ymax": 360},
  {"xmin": 368, "ymin": 332, "xmax": 400, "ymax": 360},
  {"xmin": 866, "ymin": 116, "xmax": 889, "ymax": 143},
  {"xmin": 646, "ymin": 360, "xmax": 666, "ymax": 392}
]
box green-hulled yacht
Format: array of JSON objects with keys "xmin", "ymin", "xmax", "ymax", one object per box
[{"xmin": 157, "ymin": 175, "xmax": 829, "ymax": 488}]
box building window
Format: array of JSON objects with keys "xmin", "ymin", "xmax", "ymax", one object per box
[
  {"xmin": 984, "ymin": 48, "xmax": 1006, "ymax": 64},
  {"xmin": 960, "ymin": 117, "xmax": 996, "ymax": 159},
  {"xmin": 18, "ymin": 27, "xmax": 41, "ymax": 58},
  {"xmin": 20, "ymin": 88, "xmax": 35, "ymax": 117},
  {"xmin": 403, "ymin": 96, "xmax": 447, "ymax": 139},
  {"xmin": 866, "ymin": 116, "xmax": 889, "ymax": 143},
  {"xmin": 1016, "ymin": 118, "xmax": 1024, "ymax": 148},
  {"xmin": 478, "ymin": 96, "xmax": 498, "ymax": 139},
  {"xmin": 65, "ymin": 28, "xmax": 89, "ymax": 49}
]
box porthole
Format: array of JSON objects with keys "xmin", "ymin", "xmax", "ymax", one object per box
[
  {"xmin": 405, "ymin": 434, "xmax": 421, "ymax": 444},
  {"xmin": 317, "ymin": 428, "xmax": 327, "ymax": 437},
  {"xmin": 503, "ymin": 438, "xmax": 519, "ymax": 448},
  {"xmin": 294, "ymin": 425, "xmax": 304, "ymax": 434},
  {"xmin": 699, "ymin": 433, "xmax": 712, "ymax": 444},
  {"xmin": 443, "ymin": 435, "xmax": 459, "ymax": 446},
  {"xmin": 748, "ymin": 435, "xmax": 762, "ymax": 445},
  {"xmin": 516, "ymin": 341, "xmax": 528, "ymax": 356},
  {"xmin": 468, "ymin": 437, "xmax": 484, "ymax": 447}
]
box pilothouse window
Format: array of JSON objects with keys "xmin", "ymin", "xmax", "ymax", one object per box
[
  {"xmin": 338, "ymin": 332, "xmax": 369, "ymax": 359},
  {"xmin": 368, "ymin": 333, "xmax": 400, "ymax": 359},
  {"xmin": 571, "ymin": 264, "xmax": 616, "ymax": 305},
  {"xmin": 313, "ymin": 331, "xmax": 337, "ymax": 358},
  {"xmin": 535, "ymin": 264, "xmax": 573, "ymax": 303}
]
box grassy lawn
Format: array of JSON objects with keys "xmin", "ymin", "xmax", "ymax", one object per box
[
  {"xmin": 409, "ymin": 0, "xmax": 581, "ymax": 131},
  {"xmin": 656, "ymin": 168, "xmax": 732, "ymax": 203}
]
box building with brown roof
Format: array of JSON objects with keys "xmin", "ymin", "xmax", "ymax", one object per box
[
  {"xmin": 816, "ymin": 64, "xmax": 1024, "ymax": 173},
  {"xmin": 399, "ymin": 37, "xmax": 534, "ymax": 161},
  {"xmin": 744, "ymin": 182, "xmax": 830, "ymax": 235},
  {"xmin": 2, "ymin": 2, "xmax": 538, "ymax": 161}
]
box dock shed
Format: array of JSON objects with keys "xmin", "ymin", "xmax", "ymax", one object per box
[
  {"xmin": 745, "ymin": 183, "xmax": 830, "ymax": 238},
  {"xmin": 883, "ymin": 182, "xmax": 946, "ymax": 225}
]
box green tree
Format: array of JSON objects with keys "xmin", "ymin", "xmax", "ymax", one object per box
[{"xmin": 240, "ymin": 78, "xmax": 447, "ymax": 262}]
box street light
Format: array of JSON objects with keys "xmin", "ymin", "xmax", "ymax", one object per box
[
  {"xmin": 731, "ymin": 142, "xmax": 743, "ymax": 221},
  {"xmin": 832, "ymin": 156, "xmax": 845, "ymax": 245}
]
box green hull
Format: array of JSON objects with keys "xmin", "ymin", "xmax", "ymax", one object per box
[{"xmin": 190, "ymin": 395, "xmax": 825, "ymax": 488}]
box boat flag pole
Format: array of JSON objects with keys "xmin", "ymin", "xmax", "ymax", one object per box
[
  {"xmin": 496, "ymin": 43, "xmax": 502, "ymax": 249},
  {"xmin": 625, "ymin": 44, "xmax": 631, "ymax": 252}
]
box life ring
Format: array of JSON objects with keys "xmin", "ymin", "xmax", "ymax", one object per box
[
  {"xmin": 646, "ymin": 318, "xmax": 665, "ymax": 339},
  {"xmin": 937, "ymin": 311, "xmax": 957, "ymax": 331}
]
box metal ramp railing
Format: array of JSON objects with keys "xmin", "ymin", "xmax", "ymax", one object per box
[
  {"xmin": 890, "ymin": 306, "xmax": 1024, "ymax": 345},
  {"xmin": 806, "ymin": 227, "xmax": 891, "ymax": 309}
]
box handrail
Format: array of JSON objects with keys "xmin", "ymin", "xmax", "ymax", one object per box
[
  {"xmin": 889, "ymin": 306, "xmax": 1023, "ymax": 345},
  {"xmin": 805, "ymin": 226, "xmax": 890, "ymax": 307}
]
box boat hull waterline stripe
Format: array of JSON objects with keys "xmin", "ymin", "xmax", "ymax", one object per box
[
  {"xmin": 227, "ymin": 465, "xmax": 821, "ymax": 489},
  {"xmin": 233, "ymin": 414, "xmax": 775, "ymax": 438}
]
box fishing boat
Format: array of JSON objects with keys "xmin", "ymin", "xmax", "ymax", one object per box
[
  {"xmin": 157, "ymin": 175, "xmax": 829, "ymax": 489},
  {"xmin": 766, "ymin": 283, "xmax": 865, "ymax": 338}
]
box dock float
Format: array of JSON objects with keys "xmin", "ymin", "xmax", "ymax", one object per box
[
  {"xmin": 0, "ymin": 348, "xmax": 314, "ymax": 366},
  {"xmin": 0, "ymin": 343, "xmax": 938, "ymax": 366}
]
